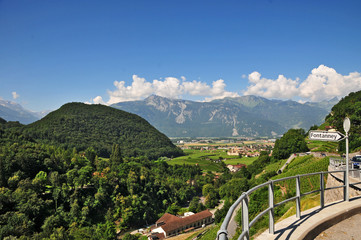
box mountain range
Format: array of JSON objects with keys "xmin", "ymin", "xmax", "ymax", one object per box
[
  {"xmin": 112, "ymin": 95, "xmax": 339, "ymax": 138},
  {"xmin": 0, "ymin": 95, "xmax": 339, "ymax": 138},
  {"xmin": 0, "ymin": 99, "xmax": 49, "ymax": 124}
]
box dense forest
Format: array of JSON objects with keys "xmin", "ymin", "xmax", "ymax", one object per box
[
  {"xmin": 0, "ymin": 118, "xmax": 225, "ymax": 239},
  {"xmin": 22, "ymin": 103, "xmax": 183, "ymax": 159},
  {"xmin": 325, "ymin": 90, "xmax": 361, "ymax": 152}
]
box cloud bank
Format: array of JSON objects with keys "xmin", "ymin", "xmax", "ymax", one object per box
[
  {"xmin": 92, "ymin": 65, "xmax": 361, "ymax": 105},
  {"xmin": 93, "ymin": 75, "xmax": 239, "ymax": 105},
  {"xmin": 245, "ymin": 65, "xmax": 361, "ymax": 102}
]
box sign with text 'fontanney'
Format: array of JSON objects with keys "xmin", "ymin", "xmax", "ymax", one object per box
[{"xmin": 308, "ymin": 130, "xmax": 345, "ymax": 142}]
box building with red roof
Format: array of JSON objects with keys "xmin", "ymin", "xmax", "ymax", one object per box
[{"xmin": 150, "ymin": 210, "xmax": 213, "ymax": 239}]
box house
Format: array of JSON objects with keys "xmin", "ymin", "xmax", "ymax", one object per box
[
  {"xmin": 325, "ymin": 126, "xmax": 336, "ymax": 132},
  {"xmin": 227, "ymin": 164, "xmax": 246, "ymax": 172},
  {"xmin": 227, "ymin": 147, "xmax": 243, "ymax": 156},
  {"xmin": 150, "ymin": 210, "xmax": 213, "ymax": 239}
]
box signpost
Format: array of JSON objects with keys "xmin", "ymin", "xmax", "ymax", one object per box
[
  {"xmin": 344, "ymin": 118, "xmax": 351, "ymax": 201},
  {"xmin": 308, "ymin": 118, "xmax": 351, "ymax": 201},
  {"xmin": 308, "ymin": 131, "xmax": 345, "ymax": 142}
]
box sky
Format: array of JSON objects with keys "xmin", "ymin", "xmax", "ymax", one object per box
[{"xmin": 1, "ymin": 0, "xmax": 361, "ymax": 112}]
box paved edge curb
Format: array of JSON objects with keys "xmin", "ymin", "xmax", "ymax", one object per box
[{"xmin": 301, "ymin": 202, "xmax": 361, "ymax": 240}]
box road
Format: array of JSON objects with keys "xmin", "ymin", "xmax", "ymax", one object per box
[{"xmin": 278, "ymin": 154, "xmax": 296, "ymax": 173}]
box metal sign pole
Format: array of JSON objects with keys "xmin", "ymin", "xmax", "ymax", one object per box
[
  {"xmin": 344, "ymin": 117, "xmax": 351, "ymax": 202},
  {"xmin": 345, "ymin": 131, "xmax": 349, "ymax": 201}
]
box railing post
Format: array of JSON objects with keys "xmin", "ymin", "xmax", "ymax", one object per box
[
  {"xmin": 269, "ymin": 181, "xmax": 275, "ymax": 234},
  {"xmin": 217, "ymin": 230, "xmax": 228, "ymax": 240},
  {"xmin": 320, "ymin": 172, "xmax": 324, "ymax": 208},
  {"xmin": 242, "ymin": 194, "xmax": 249, "ymax": 240},
  {"xmin": 296, "ymin": 175, "xmax": 301, "ymax": 218}
]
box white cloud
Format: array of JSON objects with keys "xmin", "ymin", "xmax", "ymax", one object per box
[
  {"xmin": 299, "ymin": 65, "xmax": 361, "ymax": 101},
  {"xmin": 92, "ymin": 65, "xmax": 361, "ymax": 105},
  {"xmin": 107, "ymin": 75, "xmax": 154, "ymax": 104},
  {"xmin": 97, "ymin": 75, "xmax": 239, "ymax": 105},
  {"xmin": 205, "ymin": 79, "xmax": 240, "ymax": 101},
  {"xmin": 183, "ymin": 80, "xmax": 211, "ymax": 96},
  {"xmin": 153, "ymin": 77, "xmax": 183, "ymax": 98},
  {"xmin": 92, "ymin": 96, "xmax": 106, "ymax": 105},
  {"xmin": 12, "ymin": 91, "xmax": 19, "ymax": 100},
  {"xmin": 244, "ymin": 65, "xmax": 361, "ymax": 102},
  {"xmin": 244, "ymin": 73, "xmax": 299, "ymax": 99}
]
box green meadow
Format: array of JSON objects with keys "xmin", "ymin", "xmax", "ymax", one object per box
[{"xmin": 168, "ymin": 149, "xmax": 258, "ymax": 172}]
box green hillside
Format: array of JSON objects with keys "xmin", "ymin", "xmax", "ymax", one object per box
[
  {"xmin": 23, "ymin": 102, "xmax": 183, "ymax": 159},
  {"xmin": 325, "ymin": 90, "xmax": 361, "ymax": 152}
]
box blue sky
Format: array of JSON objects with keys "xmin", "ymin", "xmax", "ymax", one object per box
[{"xmin": 1, "ymin": 0, "xmax": 361, "ymax": 111}]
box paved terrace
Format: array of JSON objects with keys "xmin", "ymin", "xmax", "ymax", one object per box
[{"xmin": 255, "ymin": 197, "xmax": 361, "ymax": 240}]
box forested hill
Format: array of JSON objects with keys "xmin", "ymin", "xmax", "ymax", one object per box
[
  {"xmin": 325, "ymin": 90, "xmax": 361, "ymax": 152},
  {"xmin": 22, "ymin": 102, "xmax": 183, "ymax": 159}
]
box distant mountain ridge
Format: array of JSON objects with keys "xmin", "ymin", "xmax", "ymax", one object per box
[
  {"xmin": 0, "ymin": 99, "xmax": 49, "ymax": 124},
  {"xmin": 0, "ymin": 95, "xmax": 339, "ymax": 138},
  {"xmin": 0, "ymin": 100, "xmax": 39, "ymax": 124},
  {"xmin": 112, "ymin": 95, "xmax": 338, "ymax": 138}
]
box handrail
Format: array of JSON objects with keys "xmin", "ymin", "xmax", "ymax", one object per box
[{"xmin": 216, "ymin": 158, "xmax": 356, "ymax": 240}]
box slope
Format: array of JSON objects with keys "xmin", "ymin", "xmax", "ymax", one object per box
[
  {"xmin": 325, "ymin": 90, "xmax": 361, "ymax": 152},
  {"xmin": 112, "ymin": 95, "xmax": 286, "ymax": 138},
  {"xmin": 22, "ymin": 102, "xmax": 183, "ymax": 159},
  {"xmin": 0, "ymin": 99, "xmax": 39, "ymax": 124},
  {"xmin": 112, "ymin": 95, "xmax": 333, "ymax": 138},
  {"xmin": 215, "ymin": 95, "xmax": 330, "ymax": 131}
]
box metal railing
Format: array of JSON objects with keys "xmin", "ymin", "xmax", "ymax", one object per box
[{"xmin": 217, "ymin": 163, "xmax": 352, "ymax": 240}]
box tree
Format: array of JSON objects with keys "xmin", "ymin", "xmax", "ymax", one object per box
[
  {"xmin": 219, "ymin": 178, "xmax": 248, "ymax": 200},
  {"xmin": 166, "ymin": 203, "xmax": 180, "ymax": 215},
  {"xmin": 272, "ymin": 129, "xmax": 309, "ymax": 160},
  {"xmin": 202, "ymin": 184, "xmax": 214, "ymax": 196},
  {"xmin": 110, "ymin": 144, "xmax": 122, "ymax": 170},
  {"xmin": 202, "ymin": 184, "xmax": 219, "ymax": 208},
  {"xmin": 188, "ymin": 196, "xmax": 205, "ymax": 213},
  {"xmin": 85, "ymin": 147, "xmax": 97, "ymax": 166}
]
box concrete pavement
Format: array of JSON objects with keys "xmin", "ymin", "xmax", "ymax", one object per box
[{"xmin": 255, "ymin": 197, "xmax": 361, "ymax": 240}]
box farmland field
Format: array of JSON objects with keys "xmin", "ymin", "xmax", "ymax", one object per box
[{"xmin": 168, "ymin": 149, "xmax": 258, "ymax": 172}]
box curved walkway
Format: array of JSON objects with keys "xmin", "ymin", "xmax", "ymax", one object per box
[
  {"xmin": 315, "ymin": 212, "xmax": 361, "ymax": 239},
  {"xmin": 256, "ymin": 197, "xmax": 361, "ymax": 240}
]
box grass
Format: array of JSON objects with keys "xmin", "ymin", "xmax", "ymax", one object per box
[
  {"xmin": 168, "ymin": 153, "xmax": 223, "ymax": 172},
  {"xmin": 169, "ymin": 149, "xmax": 258, "ymax": 172},
  {"xmin": 223, "ymin": 157, "xmax": 257, "ymax": 165},
  {"xmin": 307, "ymin": 140, "xmax": 338, "ymax": 153},
  {"xmin": 165, "ymin": 225, "xmax": 214, "ymax": 240},
  {"xmin": 198, "ymin": 224, "xmax": 220, "ymax": 240},
  {"xmin": 264, "ymin": 159, "xmax": 288, "ymax": 173},
  {"xmin": 277, "ymin": 193, "xmax": 320, "ymax": 221}
]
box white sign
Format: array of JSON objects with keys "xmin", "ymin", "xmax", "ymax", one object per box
[
  {"xmin": 309, "ymin": 130, "xmax": 345, "ymax": 142},
  {"xmin": 344, "ymin": 117, "xmax": 351, "ymax": 133}
]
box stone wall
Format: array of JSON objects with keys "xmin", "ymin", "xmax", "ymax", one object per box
[{"xmin": 325, "ymin": 166, "xmax": 361, "ymax": 204}]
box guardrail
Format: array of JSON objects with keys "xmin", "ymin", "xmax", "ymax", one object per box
[{"xmin": 217, "ymin": 166, "xmax": 350, "ymax": 240}]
